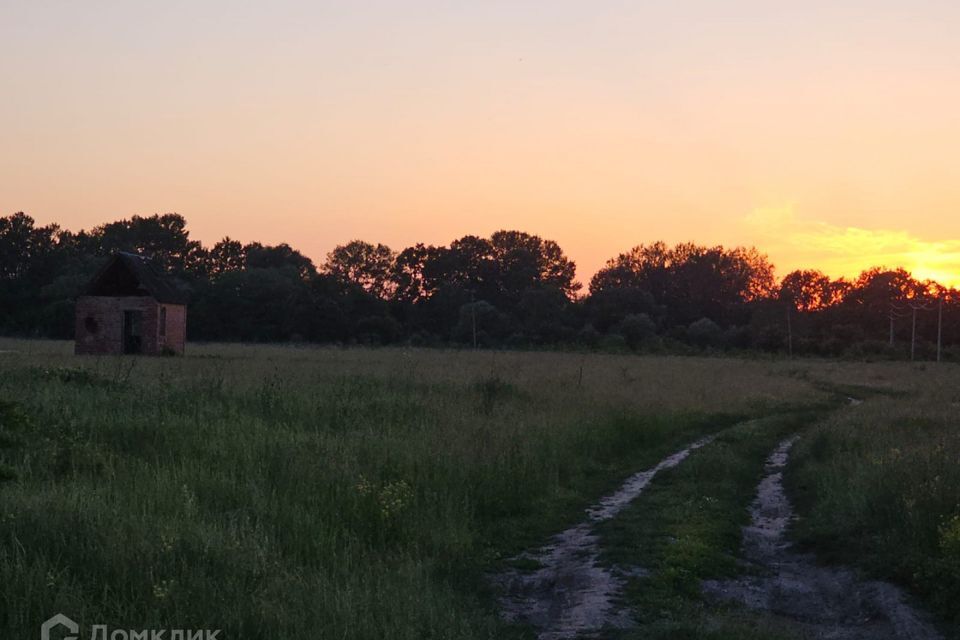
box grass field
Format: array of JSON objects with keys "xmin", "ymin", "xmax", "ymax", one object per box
[
  {"xmin": 789, "ymin": 366, "xmax": 960, "ymax": 632},
  {"xmin": 597, "ymin": 411, "xmax": 823, "ymax": 640},
  {"xmin": 0, "ymin": 339, "xmax": 957, "ymax": 639}
]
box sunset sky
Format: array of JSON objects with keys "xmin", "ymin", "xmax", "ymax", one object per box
[{"xmin": 3, "ymin": 1, "xmax": 959, "ymax": 285}]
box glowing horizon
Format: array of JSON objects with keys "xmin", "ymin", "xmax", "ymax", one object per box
[{"xmin": 3, "ymin": 1, "xmax": 960, "ymax": 288}]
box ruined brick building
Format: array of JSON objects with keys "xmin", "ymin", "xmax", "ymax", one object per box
[{"xmin": 74, "ymin": 252, "xmax": 187, "ymax": 355}]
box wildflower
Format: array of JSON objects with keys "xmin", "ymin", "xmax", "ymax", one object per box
[
  {"xmin": 355, "ymin": 475, "xmax": 373, "ymax": 496},
  {"xmin": 153, "ymin": 579, "xmax": 175, "ymax": 600},
  {"xmin": 378, "ymin": 480, "xmax": 413, "ymax": 520},
  {"xmin": 940, "ymin": 515, "xmax": 960, "ymax": 556}
]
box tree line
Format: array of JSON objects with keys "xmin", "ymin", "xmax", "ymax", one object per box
[{"xmin": 3, "ymin": 211, "xmax": 959, "ymax": 359}]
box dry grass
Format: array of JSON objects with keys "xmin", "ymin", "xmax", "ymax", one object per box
[{"xmin": 0, "ymin": 338, "xmax": 825, "ymax": 411}]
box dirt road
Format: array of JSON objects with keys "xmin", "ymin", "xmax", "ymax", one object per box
[
  {"xmin": 703, "ymin": 437, "xmax": 942, "ymax": 640},
  {"xmin": 494, "ymin": 435, "xmax": 717, "ymax": 639}
]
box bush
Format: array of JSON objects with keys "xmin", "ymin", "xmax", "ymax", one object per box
[
  {"xmin": 687, "ymin": 318, "xmax": 721, "ymax": 348},
  {"xmin": 452, "ymin": 301, "xmax": 511, "ymax": 345},
  {"xmin": 356, "ymin": 316, "xmax": 403, "ymax": 345},
  {"xmin": 753, "ymin": 325, "xmax": 786, "ymax": 352},
  {"xmin": 617, "ymin": 314, "xmax": 657, "ymax": 349},
  {"xmin": 505, "ymin": 333, "xmax": 529, "ymax": 349},
  {"xmin": 577, "ymin": 324, "xmax": 602, "ymax": 348},
  {"xmin": 599, "ymin": 333, "xmax": 628, "ymax": 353},
  {"xmin": 722, "ymin": 325, "xmax": 750, "ymax": 350}
]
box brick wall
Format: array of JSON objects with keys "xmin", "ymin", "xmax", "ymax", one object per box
[
  {"xmin": 158, "ymin": 304, "xmax": 187, "ymax": 354},
  {"xmin": 75, "ymin": 296, "xmax": 168, "ymax": 355}
]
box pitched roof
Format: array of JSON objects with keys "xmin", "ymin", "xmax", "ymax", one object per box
[{"xmin": 85, "ymin": 252, "xmax": 188, "ymax": 304}]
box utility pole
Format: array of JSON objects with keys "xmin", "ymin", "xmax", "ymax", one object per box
[
  {"xmin": 905, "ymin": 300, "xmax": 934, "ymax": 362},
  {"xmin": 889, "ymin": 302, "xmax": 907, "ymax": 348}
]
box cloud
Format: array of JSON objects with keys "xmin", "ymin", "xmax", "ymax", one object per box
[{"xmin": 744, "ymin": 205, "xmax": 960, "ymax": 285}]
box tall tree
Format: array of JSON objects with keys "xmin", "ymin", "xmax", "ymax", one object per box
[
  {"xmin": 489, "ymin": 230, "xmax": 580, "ymax": 301},
  {"xmin": 244, "ymin": 242, "xmax": 316, "ymax": 279},
  {"xmin": 589, "ymin": 242, "xmax": 671, "ymax": 297},
  {"xmin": 92, "ymin": 213, "xmax": 204, "ymax": 274},
  {"xmin": 591, "ymin": 242, "xmax": 774, "ymax": 325},
  {"xmin": 207, "ymin": 237, "xmax": 245, "ymax": 276},
  {"xmin": 391, "ymin": 243, "xmax": 435, "ymax": 304},
  {"xmin": 324, "ymin": 240, "xmax": 396, "ymax": 298},
  {"xmin": 0, "ymin": 212, "xmax": 59, "ymax": 282},
  {"xmin": 0, "ymin": 213, "xmax": 64, "ymax": 330},
  {"xmin": 779, "ymin": 270, "xmax": 839, "ymax": 311}
]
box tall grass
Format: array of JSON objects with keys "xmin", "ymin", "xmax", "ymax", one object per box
[
  {"xmin": 0, "ymin": 340, "xmax": 822, "ymax": 639},
  {"xmin": 789, "ymin": 368, "xmax": 960, "ymax": 634},
  {"xmin": 598, "ymin": 411, "xmax": 823, "ymax": 640}
]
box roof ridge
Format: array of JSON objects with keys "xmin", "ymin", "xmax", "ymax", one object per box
[{"xmin": 84, "ymin": 252, "xmax": 188, "ymax": 304}]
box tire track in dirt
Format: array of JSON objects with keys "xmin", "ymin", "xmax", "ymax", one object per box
[
  {"xmin": 703, "ymin": 435, "xmax": 943, "ymax": 640},
  {"xmin": 494, "ymin": 434, "xmax": 717, "ymax": 640}
]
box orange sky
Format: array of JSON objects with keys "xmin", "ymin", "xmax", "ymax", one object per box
[{"xmin": 3, "ymin": 1, "xmax": 960, "ymax": 286}]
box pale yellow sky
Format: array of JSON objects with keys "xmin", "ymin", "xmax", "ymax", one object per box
[{"xmin": 3, "ymin": 1, "xmax": 959, "ymax": 285}]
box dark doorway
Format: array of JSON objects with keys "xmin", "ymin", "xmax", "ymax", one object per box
[{"xmin": 123, "ymin": 310, "xmax": 143, "ymax": 354}]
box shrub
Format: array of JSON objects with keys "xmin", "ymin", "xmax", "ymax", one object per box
[
  {"xmin": 452, "ymin": 301, "xmax": 511, "ymax": 345},
  {"xmin": 577, "ymin": 324, "xmax": 601, "ymax": 348},
  {"xmin": 617, "ymin": 314, "xmax": 657, "ymax": 349},
  {"xmin": 753, "ymin": 325, "xmax": 785, "ymax": 352},
  {"xmin": 599, "ymin": 333, "xmax": 628, "ymax": 353},
  {"xmin": 687, "ymin": 318, "xmax": 721, "ymax": 348}
]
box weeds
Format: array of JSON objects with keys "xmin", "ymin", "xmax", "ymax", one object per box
[
  {"xmin": 6, "ymin": 340, "xmax": 951, "ymax": 639},
  {"xmin": 789, "ymin": 390, "xmax": 960, "ymax": 634},
  {"xmin": 596, "ymin": 411, "xmax": 823, "ymax": 639},
  {"xmin": 0, "ymin": 343, "xmax": 823, "ymax": 639},
  {"xmin": 473, "ymin": 376, "xmax": 517, "ymax": 415},
  {"xmin": 26, "ymin": 366, "xmax": 125, "ymax": 390}
]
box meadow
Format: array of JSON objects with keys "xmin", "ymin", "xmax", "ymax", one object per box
[
  {"xmin": 789, "ymin": 364, "xmax": 960, "ymax": 631},
  {"xmin": 0, "ymin": 339, "xmax": 957, "ymax": 639}
]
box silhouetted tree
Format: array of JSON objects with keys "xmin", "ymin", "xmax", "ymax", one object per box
[
  {"xmin": 617, "ymin": 313, "xmax": 657, "ymax": 349},
  {"xmin": 0, "ymin": 213, "xmax": 75, "ymax": 333},
  {"xmin": 325, "ymin": 240, "xmax": 396, "ymax": 298},
  {"xmin": 5, "ymin": 210, "xmax": 960, "ymax": 359},
  {"xmin": 584, "ymin": 286, "xmax": 659, "ymax": 333},
  {"xmin": 779, "ymin": 269, "xmax": 839, "ymax": 311},
  {"xmin": 207, "ymin": 237, "xmax": 245, "ymax": 276},
  {"xmin": 391, "ymin": 243, "xmax": 436, "ymax": 304},
  {"xmin": 488, "ymin": 230, "xmax": 580, "ymax": 302},
  {"xmin": 92, "ymin": 214, "xmax": 204, "ymax": 275},
  {"xmin": 244, "ymin": 242, "xmax": 316, "ymax": 279},
  {"xmin": 591, "ymin": 242, "xmax": 774, "ymax": 326}
]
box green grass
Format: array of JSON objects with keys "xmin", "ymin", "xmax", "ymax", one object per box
[
  {"xmin": 789, "ymin": 391, "xmax": 960, "ymax": 638},
  {"xmin": 3, "ymin": 340, "xmax": 958, "ymax": 639},
  {"xmin": 0, "ymin": 341, "xmax": 821, "ymax": 639},
  {"xmin": 595, "ymin": 410, "xmax": 827, "ymax": 640}
]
